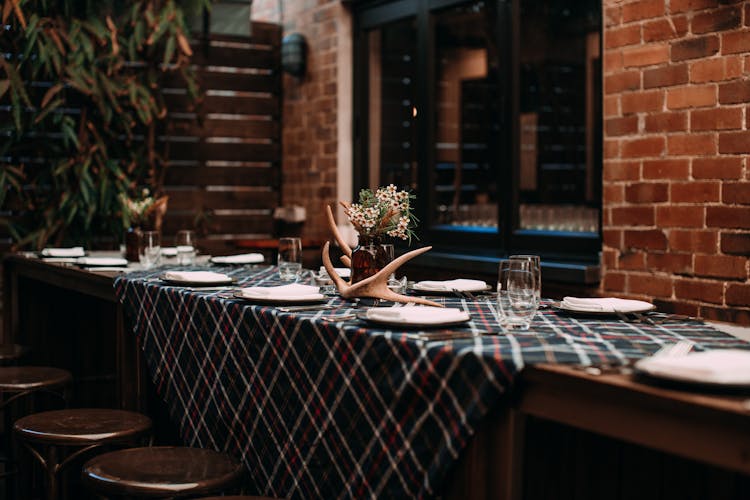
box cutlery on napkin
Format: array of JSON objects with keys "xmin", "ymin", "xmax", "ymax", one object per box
[
  {"xmin": 163, "ymin": 271, "xmax": 233, "ymax": 283},
  {"xmin": 366, "ymin": 306, "xmax": 469, "ymax": 324},
  {"xmin": 414, "ymin": 279, "xmax": 488, "ymax": 292},
  {"xmin": 561, "ymin": 296, "xmax": 653, "ymax": 313},
  {"xmin": 635, "ymin": 349, "xmax": 750, "ymax": 385},
  {"xmin": 210, "ymin": 253, "xmax": 264, "ymax": 265},
  {"xmin": 41, "ymin": 247, "xmax": 85, "ymax": 258},
  {"xmin": 239, "ymin": 283, "xmax": 324, "ymax": 301}
]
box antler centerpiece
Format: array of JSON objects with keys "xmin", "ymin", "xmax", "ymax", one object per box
[{"xmin": 323, "ymin": 204, "xmax": 441, "ymax": 307}]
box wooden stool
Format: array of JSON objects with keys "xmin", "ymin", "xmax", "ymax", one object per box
[
  {"xmin": 0, "ymin": 344, "xmax": 29, "ymax": 366},
  {"xmin": 14, "ymin": 408, "xmax": 152, "ymax": 500},
  {"xmin": 82, "ymin": 446, "xmax": 244, "ymax": 498},
  {"xmin": 0, "ymin": 366, "xmax": 71, "ymax": 409},
  {"xmin": 0, "ymin": 366, "xmax": 72, "ymax": 497}
]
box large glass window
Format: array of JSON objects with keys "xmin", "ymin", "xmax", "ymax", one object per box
[{"xmin": 354, "ymin": 0, "xmax": 601, "ymax": 260}]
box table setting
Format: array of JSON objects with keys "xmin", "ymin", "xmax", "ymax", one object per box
[
  {"xmin": 109, "ymin": 188, "xmax": 750, "ymax": 499},
  {"xmin": 112, "ymin": 251, "xmax": 750, "ymax": 499}
]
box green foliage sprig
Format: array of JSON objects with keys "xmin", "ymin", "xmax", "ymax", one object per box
[{"xmin": 0, "ymin": 0, "xmax": 206, "ymax": 249}]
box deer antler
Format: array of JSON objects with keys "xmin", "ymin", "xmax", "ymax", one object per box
[
  {"xmin": 326, "ymin": 204, "xmax": 352, "ymax": 267},
  {"xmin": 322, "ymin": 204, "xmax": 441, "ymax": 307}
]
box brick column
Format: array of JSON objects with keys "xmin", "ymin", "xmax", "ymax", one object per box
[{"xmin": 602, "ymin": 0, "xmax": 750, "ymax": 324}]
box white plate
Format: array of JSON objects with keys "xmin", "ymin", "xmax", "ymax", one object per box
[
  {"xmin": 160, "ymin": 275, "xmax": 235, "ymax": 287},
  {"xmin": 232, "ymin": 292, "xmax": 327, "ymax": 305},
  {"xmin": 412, "ymin": 282, "xmax": 491, "ymax": 295},
  {"xmin": 77, "ymin": 257, "xmax": 128, "ymax": 267},
  {"xmin": 553, "ymin": 302, "xmax": 656, "ymax": 316},
  {"xmin": 356, "ymin": 311, "xmax": 471, "ymax": 329},
  {"xmin": 210, "ymin": 254, "xmax": 264, "ymax": 265},
  {"xmin": 634, "ymin": 350, "xmax": 750, "ymax": 388},
  {"xmin": 161, "ymin": 247, "xmax": 177, "ymax": 257}
]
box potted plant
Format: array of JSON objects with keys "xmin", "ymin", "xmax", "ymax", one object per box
[{"xmin": 0, "ymin": 0, "xmax": 205, "ymax": 250}]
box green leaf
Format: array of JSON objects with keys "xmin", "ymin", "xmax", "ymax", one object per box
[
  {"xmin": 162, "ymin": 34, "xmax": 175, "ymax": 66},
  {"xmin": 33, "ymin": 97, "xmax": 64, "ymax": 124}
]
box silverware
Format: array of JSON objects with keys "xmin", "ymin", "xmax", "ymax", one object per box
[
  {"xmin": 451, "ymin": 289, "xmax": 477, "ymax": 300},
  {"xmin": 321, "ymin": 313, "xmax": 358, "ymax": 321},
  {"xmin": 277, "ymin": 304, "xmax": 335, "ymax": 312},
  {"xmin": 415, "ymin": 331, "xmax": 482, "ymax": 341}
]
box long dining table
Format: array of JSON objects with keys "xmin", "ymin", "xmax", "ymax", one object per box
[{"xmin": 113, "ymin": 263, "xmax": 750, "ymax": 499}]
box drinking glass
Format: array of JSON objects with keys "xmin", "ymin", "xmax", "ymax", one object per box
[
  {"xmin": 509, "ymin": 254, "xmax": 541, "ymax": 303},
  {"xmin": 278, "ymin": 237, "xmax": 302, "ymax": 281},
  {"xmin": 175, "ymin": 230, "xmax": 197, "ymax": 265},
  {"xmin": 139, "ymin": 230, "xmax": 161, "ymax": 269},
  {"xmin": 497, "ymin": 260, "xmax": 538, "ymax": 330}
]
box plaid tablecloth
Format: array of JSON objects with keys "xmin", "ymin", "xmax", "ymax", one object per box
[{"xmin": 115, "ymin": 265, "xmax": 750, "ymax": 499}]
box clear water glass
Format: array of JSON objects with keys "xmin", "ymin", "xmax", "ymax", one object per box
[
  {"xmin": 509, "ymin": 254, "xmax": 541, "ymax": 303},
  {"xmin": 175, "ymin": 230, "xmax": 197, "ymax": 265},
  {"xmin": 497, "ymin": 260, "xmax": 538, "ymax": 330},
  {"xmin": 278, "ymin": 237, "xmax": 302, "ymax": 281},
  {"xmin": 139, "ymin": 230, "xmax": 161, "ymax": 269}
]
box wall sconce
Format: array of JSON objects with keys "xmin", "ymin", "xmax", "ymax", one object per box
[{"xmin": 282, "ymin": 33, "xmax": 307, "ymax": 77}]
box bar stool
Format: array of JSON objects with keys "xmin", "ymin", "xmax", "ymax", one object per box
[
  {"xmin": 82, "ymin": 446, "xmax": 244, "ymax": 498},
  {"xmin": 0, "ymin": 366, "xmax": 72, "ymax": 496},
  {"xmin": 0, "ymin": 344, "xmax": 30, "ymax": 366},
  {"xmin": 14, "ymin": 408, "xmax": 152, "ymax": 500}
]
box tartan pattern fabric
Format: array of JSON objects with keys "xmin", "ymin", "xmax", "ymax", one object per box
[{"xmin": 115, "ymin": 266, "xmax": 750, "ymax": 499}]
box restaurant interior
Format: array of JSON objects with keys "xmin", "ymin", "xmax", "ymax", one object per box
[{"xmin": 1, "ymin": 0, "xmax": 749, "ymax": 498}]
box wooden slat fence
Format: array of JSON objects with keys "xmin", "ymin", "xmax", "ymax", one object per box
[{"xmin": 162, "ymin": 24, "xmax": 282, "ymax": 255}]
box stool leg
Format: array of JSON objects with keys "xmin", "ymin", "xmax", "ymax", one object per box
[{"xmin": 45, "ymin": 445, "xmax": 59, "ymax": 500}]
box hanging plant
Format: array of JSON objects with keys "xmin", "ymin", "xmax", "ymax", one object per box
[{"xmin": 0, "ymin": 0, "xmax": 207, "ymax": 249}]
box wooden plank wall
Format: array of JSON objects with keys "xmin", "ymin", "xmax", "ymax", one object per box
[
  {"xmin": 0, "ymin": 22, "xmax": 282, "ymax": 257},
  {"xmin": 162, "ymin": 23, "xmax": 282, "ymax": 256}
]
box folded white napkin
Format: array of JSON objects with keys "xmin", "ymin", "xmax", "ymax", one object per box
[
  {"xmin": 41, "ymin": 247, "xmax": 85, "ymax": 257},
  {"xmin": 366, "ymin": 306, "xmax": 469, "ymax": 325},
  {"xmin": 163, "ymin": 271, "xmax": 232, "ymax": 283},
  {"xmin": 77, "ymin": 257, "xmax": 128, "ymax": 267},
  {"xmin": 239, "ymin": 283, "xmax": 324, "ymax": 301},
  {"xmin": 414, "ymin": 279, "xmax": 487, "ymax": 292},
  {"xmin": 635, "ymin": 349, "xmax": 750, "ymax": 385},
  {"xmin": 561, "ymin": 296, "xmax": 653, "ymax": 313},
  {"xmin": 318, "ymin": 266, "xmax": 351, "ymax": 278},
  {"xmin": 210, "ymin": 253, "xmax": 264, "ymax": 265}
]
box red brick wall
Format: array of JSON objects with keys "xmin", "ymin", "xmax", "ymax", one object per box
[
  {"xmin": 253, "ymin": 0, "xmax": 347, "ymax": 241},
  {"xmin": 602, "ymin": 0, "xmax": 750, "ymax": 324}
]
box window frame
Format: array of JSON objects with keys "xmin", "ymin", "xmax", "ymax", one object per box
[{"xmin": 352, "ymin": 0, "xmax": 602, "ymax": 262}]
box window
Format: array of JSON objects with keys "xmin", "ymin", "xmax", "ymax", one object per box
[{"xmin": 353, "ymin": 0, "xmax": 602, "ymax": 261}]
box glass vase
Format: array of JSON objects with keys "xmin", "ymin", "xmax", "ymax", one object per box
[
  {"xmin": 350, "ymin": 236, "xmax": 393, "ymax": 284},
  {"xmin": 125, "ymin": 226, "xmax": 142, "ymax": 263}
]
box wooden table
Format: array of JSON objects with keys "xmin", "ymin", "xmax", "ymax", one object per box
[
  {"xmin": 5, "ymin": 255, "xmax": 750, "ymax": 498},
  {"xmin": 2, "ymin": 253, "xmax": 142, "ymax": 410}
]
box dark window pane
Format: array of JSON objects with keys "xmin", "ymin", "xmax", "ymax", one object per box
[
  {"xmin": 518, "ymin": 0, "xmax": 601, "ymax": 235},
  {"xmin": 367, "ymin": 18, "xmax": 418, "ymax": 191},
  {"xmin": 431, "ymin": 1, "xmax": 499, "ymax": 234}
]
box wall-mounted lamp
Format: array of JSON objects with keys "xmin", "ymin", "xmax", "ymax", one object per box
[{"xmin": 282, "ymin": 33, "xmax": 307, "ymax": 77}]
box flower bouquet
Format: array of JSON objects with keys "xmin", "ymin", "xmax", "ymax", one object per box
[{"xmin": 340, "ymin": 185, "xmax": 417, "ymax": 283}]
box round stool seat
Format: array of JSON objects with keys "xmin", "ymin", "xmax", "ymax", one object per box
[
  {"xmin": 0, "ymin": 366, "xmax": 71, "ymax": 391},
  {"xmin": 82, "ymin": 446, "xmax": 244, "ymax": 497},
  {"xmin": 0, "ymin": 344, "xmax": 29, "ymax": 363},
  {"xmin": 14, "ymin": 409, "xmax": 152, "ymax": 446}
]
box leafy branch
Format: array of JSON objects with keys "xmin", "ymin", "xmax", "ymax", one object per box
[{"xmin": 0, "ymin": 0, "xmax": 207, "ymax": 249}]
